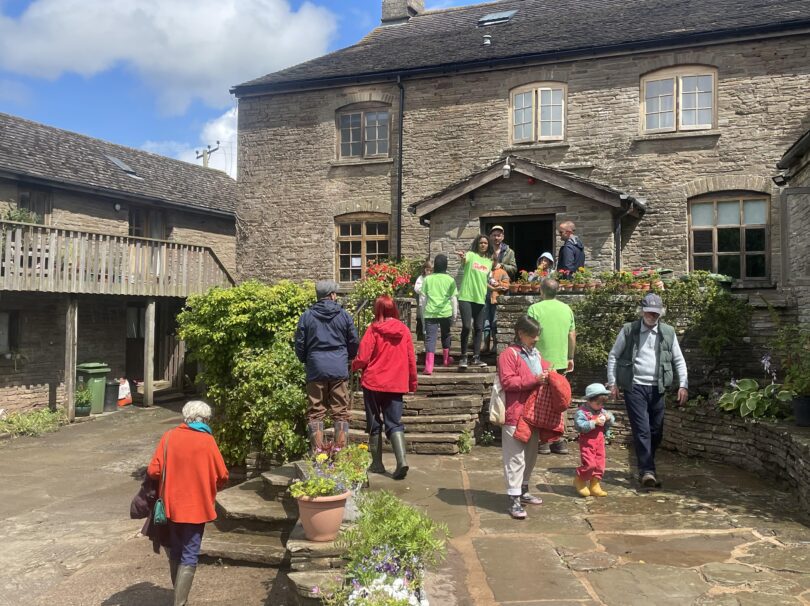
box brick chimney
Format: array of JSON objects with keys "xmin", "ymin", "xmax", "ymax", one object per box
[{"xmin": 381, "ymin": 0, "xmax": 424, "ymax": 24}]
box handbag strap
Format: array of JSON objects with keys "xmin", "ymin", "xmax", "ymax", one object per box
[{"xmin": 158, "ymin": 432, "xmax": 169, "ymax": 497}]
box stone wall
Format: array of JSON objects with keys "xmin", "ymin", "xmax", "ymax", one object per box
[
  {"xmin": 238, "ymin": 35, "xmax": 810, "ymax": 288},
  {"xmin": 167, "ymin": 210, "xmax": 236, "ymax": 276},
  {"xmin": 0, "ymin": 294, "xmax": 127, "ymax": 413},
  {"xmin": 786, "ymin": 147, "xmax": 810, "ymax": 326},
  {"xmin": 663, "ymin": 405, "xmax": 810, "ymax": 511}
]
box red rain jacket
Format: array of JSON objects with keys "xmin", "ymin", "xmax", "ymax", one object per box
[{"xmin": 351, "ymin": 319, "xmax": 418, "ymax": 394}]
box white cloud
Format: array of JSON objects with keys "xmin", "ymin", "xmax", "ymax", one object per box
[
  {"xmin": 0, "ymin": 0, "xmax": 337, "ymax": 114},
  {"xmin": 142, "ymin": 107, "xmax": 238, "ymax": 178}
]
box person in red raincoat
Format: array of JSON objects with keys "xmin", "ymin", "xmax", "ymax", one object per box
[{"xmin": 352, "ymin": 295, "xmax": 417, "ymax": 480}]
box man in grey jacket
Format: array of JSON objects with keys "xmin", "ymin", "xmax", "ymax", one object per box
[{"xmin": 606, "ymin": 293, "xmax": 688, "ymax": 489}]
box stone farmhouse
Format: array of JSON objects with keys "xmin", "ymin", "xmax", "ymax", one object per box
[
  {"xmin": 778, "ymin": 129, "xmax": 810, "ymax": 324},
  {"xmin": 234, "ymin": 0, "xmax": 810, "ymax": 298},
  {"xmin": 0, "ymin": 112, "xmax": 236, "ymax": 414}
]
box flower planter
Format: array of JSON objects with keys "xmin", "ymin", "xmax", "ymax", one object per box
[
  {"xmin": 508, "ymin": 284, "xmax": 520, "ymax": 294},
  {"xmin": 296, "ymin": 490, "xmax": 351, "ymax": 541},
  {"xmin": 75, "ymin": 404, "xmax": 91, "ymax": 417},
  {"xmin": 793, "ymin": 396, "xmax": 810, "ymax": 427}
]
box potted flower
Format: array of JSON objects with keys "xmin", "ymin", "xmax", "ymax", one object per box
[
  {"xmin": 555, "ymin": 269, "xmax": 572, "ymax": 291},
  {"xmin": 289, "ymin": 451, "xmax": 352, "ymax": 541},
  {"xmin": 571, "ymin": 267, "xmax": 593, "ymax": 291},
  {"xmin": 516, "ymin": 270, "xmax": 532, "ymax": 293},
  {"xmin": 74, "ymin": 385, "xmax": 92, "ymax": 417}
]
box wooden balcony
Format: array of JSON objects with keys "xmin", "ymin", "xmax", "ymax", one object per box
[{"xmin": 0, "ymin": 220, "xmax": 233, "ymax": 297}]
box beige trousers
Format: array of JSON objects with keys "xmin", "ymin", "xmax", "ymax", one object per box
[{"xmin": 501, "ymin": 425, "xmax": 539, "ymax": 496}]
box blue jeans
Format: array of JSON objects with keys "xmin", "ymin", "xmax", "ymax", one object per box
[
  {"xmin": 168, "ymin": 521, "xmax": 205, "ymax": 566},
  {"xmin": 483, "ymin": 299, "xmax": 498, "ymax": 341},
  {"xmin": 623, "ymin": 384, "xmax": 665, "ymax": 476},
  {"xmin": 363, "ymin": 389, "xmax": 404, "ymax": 437}
]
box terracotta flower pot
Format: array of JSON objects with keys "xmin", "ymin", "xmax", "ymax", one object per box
[
  {"xmin": 296, "ymin": 490, "xmax": 350, "ymax": 541},
  {"xmin": 508, "ymin": 284, "xmax": 520, "ymax": 294}
]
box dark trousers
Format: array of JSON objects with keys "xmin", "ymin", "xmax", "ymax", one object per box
[
  {"xmin": 483, "ymin": 299, "xmax": 498, "ymax": 342},
  {"xmin": 459, "ymin": 301, "xmax": 485, "ymax": 357},
  {"xmin": 168, "ymin": 521, "xmax": 205, "ymax": 566},
  {"xmin": 363, "ymin": 389, "xmax": 405, "ymax": 437},
  {"xmin": 623, "ymin": 384, "xmax": 665, "ymax": 476},
  {"xmin": 425, "ymin": 317, "xmax": 452, "ymax": 353}
]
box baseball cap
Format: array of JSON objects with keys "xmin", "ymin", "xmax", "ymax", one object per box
[
  {"xmin": 315, "ymin": 280, "xmax": 339, "ymax": 300},
  {"xmin": 489, "ymin": 225, "xmax": 504, "ymax": 233},
  {"xmin": 641, "ymin": 292, "xmax": 665, "ymax": 315},
  {"xmin": 585, "ymin": 383, "xmax": 611, "ymax": 399}
]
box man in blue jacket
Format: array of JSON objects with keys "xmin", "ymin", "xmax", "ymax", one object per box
[
  {"xmin": 557, "ymin": 221, "xmax": 586, "ymax": 275},
  {"xmin": 295, "ymin": 280, "xmax": 359, "ymax": 451}
]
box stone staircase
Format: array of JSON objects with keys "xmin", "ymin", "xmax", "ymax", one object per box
[{"xmin": 199, "ymin": 464, "xmax": 298, "ymax": 566}]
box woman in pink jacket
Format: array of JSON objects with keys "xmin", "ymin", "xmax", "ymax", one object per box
[
  {"xmin": 352, "ymin": 295, "xmax": 418, "ymax": 480},
  {"xmin": 497, "ymin": 315, "xmax": 550, "ymax": 520}
]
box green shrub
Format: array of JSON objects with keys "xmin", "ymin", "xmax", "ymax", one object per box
[
  {"xmin": 457, "ymin": 429, "xmax": 472, "ymax": 454},
  {"xmin": 0, "ymin": 408, "xmax": 66, "ymax": 437},
  {"xmin": 177, "ymin": 280, "xmax": 315, "ymax": 465},
  {"xmin": 572, "ymin": 271, "xmax": 751, "ymax": 379},
  {"xmin": 770, "ymin": 324, "xmax": 810, "ymax": 396},
  {"xmin": 717, "ymin": 378, "xmax": 794, "ymax": 419}
]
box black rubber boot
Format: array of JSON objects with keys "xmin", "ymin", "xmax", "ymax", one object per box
[
  {"xmin": 390, "ymin": 431, "xmax": 409, "ymax": 480},
  {"xmin": 174, "ymin": 564, "xmax": 196, "ymax": 606},
  {"xmin": 169, "ymin": 559, "xmax": 179, "ymax": 587},
  {"xmin": 368, "ymin": 432, "xmax": 386, "ymax": 474}
]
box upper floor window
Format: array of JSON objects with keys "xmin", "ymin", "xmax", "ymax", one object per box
[
  {"xmin": 641, "ymin": 66, "xmax": 717, "ymax": 133},
  {"xmin": 510, "ymin": 83, "xmax": 566, "ymax": 144},
  {"xmin": 17, "ymin": 188, "xmax": 51, "ymax": 224},
  {"xmin": 335, "ymin": 213, "xmax": 390, "ymax": 282},
  {"xmin": 337, "ymin": 104, "xmax": 390, "ymax": 160},
  {"xmin": 689, "ymin": 196, "xmax": 768, "ymax": 281}
]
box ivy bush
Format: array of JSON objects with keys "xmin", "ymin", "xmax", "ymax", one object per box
[
  {"xmin": 177, "ymin": 280, "xmax": 315, "ymax": 465},
  {"xmin": 572, "ymin": 271, "xmax": 752, "ymax": 383}
]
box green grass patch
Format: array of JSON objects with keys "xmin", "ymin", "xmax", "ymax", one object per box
[{"xmin": 0, "ymin": 408, "xmax": 67, "ymax": 437}]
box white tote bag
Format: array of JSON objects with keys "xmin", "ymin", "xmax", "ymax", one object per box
[{"xmin": 488, "ymin": 349, "xmax": 518, "ymax": 426}]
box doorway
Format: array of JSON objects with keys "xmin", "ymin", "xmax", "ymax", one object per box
[{"xmin": 482, "ymin": 217, "xmax": 556, "ymax": 272}]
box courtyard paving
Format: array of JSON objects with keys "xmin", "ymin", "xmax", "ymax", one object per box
[{"xmin": 1, "ymin": 406, "xmax": 809, "ymax": 605}]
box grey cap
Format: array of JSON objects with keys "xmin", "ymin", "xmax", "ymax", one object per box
[
  {"xmin": 641, "ymin": 292, "xmax": 665, "ymax": 315},
  {"xmin": 585, "ymin": 383, "xmax": 611, "ymax": 399},
  {"xmin": 315, "ymin": 280, "xmax": 339, "ymax": 300}
]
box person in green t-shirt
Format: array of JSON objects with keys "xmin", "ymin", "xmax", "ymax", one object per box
[
  {"xmin": 527, "ymin": 277, "xmax": 577, "ymax": 454},
  {"xmin": 421, "ymin": 254, "xmax": 459, "ymax": 374},
  {"xmin": 455, "ymin": 235, "xmax": 494, "ymax": 368}
]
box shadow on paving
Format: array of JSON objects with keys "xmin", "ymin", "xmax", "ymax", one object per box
[{"xmin": 100, "ymin": 582, "xmax": 173, "ymax": 606}]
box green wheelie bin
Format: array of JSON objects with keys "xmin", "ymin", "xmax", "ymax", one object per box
[{"xmin": 76, "ymin": 362, "xmax": 112, "ymax": 414}]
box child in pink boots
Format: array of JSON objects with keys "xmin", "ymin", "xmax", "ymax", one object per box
[
  {"xmin": 573, "ymin": 383, "xmax": 615, "ymax": 497},
  {"xmin": 420, "ymin": 254, "xmax": 458, "ymax": 374}
]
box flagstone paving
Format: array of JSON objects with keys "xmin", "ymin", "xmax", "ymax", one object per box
[
  {"xmin": 374, "ymin": 444, "xmax": 810, "ymax": 606},
  {"xmin": 1, "ymin": 405, "xmax": 809, "ymax": 605}
]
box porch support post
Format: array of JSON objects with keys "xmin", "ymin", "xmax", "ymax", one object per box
[
  {"xmin": 613, "ymin": 212, "xmax": 622, "ymax": 271},
  {"xmin": 65, "ymin": 296, "xmax": 78, "ymax": 422},
  {"xmin": 143, "ymin": 298, "xmax": 156, "ymax": 407}
]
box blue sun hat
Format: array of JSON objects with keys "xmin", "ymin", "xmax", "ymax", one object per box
[{"xmin": 585, "ymin": 383, "xmax": 611, "ymax": 399}]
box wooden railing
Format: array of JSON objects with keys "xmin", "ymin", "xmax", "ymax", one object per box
[{"xmin": 0, "ymin": 220, "xmax": 233, "ymax": 297}]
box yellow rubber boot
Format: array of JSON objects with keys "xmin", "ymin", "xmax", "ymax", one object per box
[
  {"xmin": 573, "ymin": 476, "xmax": 591, "ymax": 497},
  {"xmin": 589, "ymin": 478, "xmax": 608, "ymax": 497}
]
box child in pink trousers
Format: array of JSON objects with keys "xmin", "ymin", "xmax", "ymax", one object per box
[{"xmin": 573, "ymin": 383, "xmax": 615, "ymax": 497}]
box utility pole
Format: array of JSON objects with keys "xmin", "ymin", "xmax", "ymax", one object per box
[{"xmin": 195, "ymin": 140, "xmax": 220, "ymax": 168}]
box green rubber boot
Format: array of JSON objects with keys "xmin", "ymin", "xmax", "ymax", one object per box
[
  {"xmin": 174, "ymin": 564, "xmax": 196, "ymax": 606},
  {"xmin": 169, "ymin": 559, "xmax": 179, "ymax": 587},
  {"xmin": 368, "ymin": 432, "xmax": 386, "ymax": 474},
  {"xmin": 390, "ymin": 431, "xmax": 409, "ymax": 480}
]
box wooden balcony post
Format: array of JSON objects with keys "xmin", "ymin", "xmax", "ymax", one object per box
[
  {"xmin": 65, "ymin": 296, "xmax": 78, "ymax": 422},
  {"xmin": 143, "ymin": 298, "xmax": 156, "ymax": 407}
]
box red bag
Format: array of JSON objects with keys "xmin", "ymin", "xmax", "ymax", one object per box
[{"xmin": 518, "ymin": 371, "xmax": 572, "ymax": 435}]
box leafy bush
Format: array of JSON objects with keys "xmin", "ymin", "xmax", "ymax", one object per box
[
  {"xmin": 717, "ymin": 378, "xmax": 794, "ymax": 419},
  {"xmin": 339, "ymin": 491, "xmax": 448, "ymax": 592},
  {"xmin": 74, "ymin": 385, "xmax": 93, "ymax": 408},
  {"xmin": 0, "ymin": 408, "xmax": 66, "ymax": 437},
  {"xmin": 177, "ymin": 280, "xmax": 315, "ymax": 465},
  {"xmin": 1, "ymin": 207, "xmax": 41, "ymax": 224},
  {"xmin": 572, "ymin": 271, "xmax": 751, "ymax": 378},
  {"xmin": 769, "ymin": 324, "xmax": 810, "ymax": 396},
  {"xmin": 457, "ymin": 429, "xmax": 472, "ymax": 454},
  {"xmin": 347, "ymin": 260, "xmax": 418, "ymax": 334}
]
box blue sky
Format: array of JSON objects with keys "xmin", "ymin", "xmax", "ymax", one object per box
[{"xmin": 0, "ymin": 0, "xmax": 471, "ymax": 177}]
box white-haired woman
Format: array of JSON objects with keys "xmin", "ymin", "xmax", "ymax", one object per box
[{"xmin": 147, "ymin": 400, "xmax": 228, "ymax": 605}]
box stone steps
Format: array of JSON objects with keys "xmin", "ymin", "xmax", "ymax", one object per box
[
  {"xmin": 286, "ymin": 520, "xmax": 347, "ymax": 572},
  {"xmin": 348, "ymin": 409, "xmax": 476, "ymax": 434},
  {"xmin": 200, "ymin": 526, "xmax": 288, "ymax": 566},
  {"xmin": 287, "ymin": 570, "xmax": 343, "ymax": 606},
  {"xmin": 213, "ymin": 477, "xmax": 298, "ymax": 533},
  {"xmin": 343, "ymin": 428, "xmax": 468, "ymax": 454}
]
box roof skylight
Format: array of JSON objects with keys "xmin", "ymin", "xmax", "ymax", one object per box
[
  {"xmin": 478, "ymin": 9, "xmax": 517, "ymax": 26},
  {"xmin": 105, "ymin": 154, "xmax": 143, "ymax": 180}
]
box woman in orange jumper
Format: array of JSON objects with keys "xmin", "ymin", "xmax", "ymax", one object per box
[{"xmin": 147, "ymin": 400, "xmax": 229, "ymax": 606}]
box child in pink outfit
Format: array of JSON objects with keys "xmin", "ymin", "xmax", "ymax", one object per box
[{"xmin": 573, "ymin": 383, "xmax": 615, "ymax": 497}]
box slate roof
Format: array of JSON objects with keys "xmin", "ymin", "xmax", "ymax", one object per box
[
  {"xmin": 409, "ymin": 155, "xmax": 645, "ymax": 218},
  {"xmin": 778, "ymin": 129, "xmax": 810, "ymax": 170},
  {"xmin": 234, "ymin": 0, "xmax": 810, "ymax": 94},
  {"xmin": 0, "ymin": 112, "xmax": 236, "ymax": 216}
]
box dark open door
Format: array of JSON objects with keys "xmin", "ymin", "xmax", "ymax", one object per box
[{"xmin": 482, "ymin": 216, "xmax": 556, "ymax": 272}]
